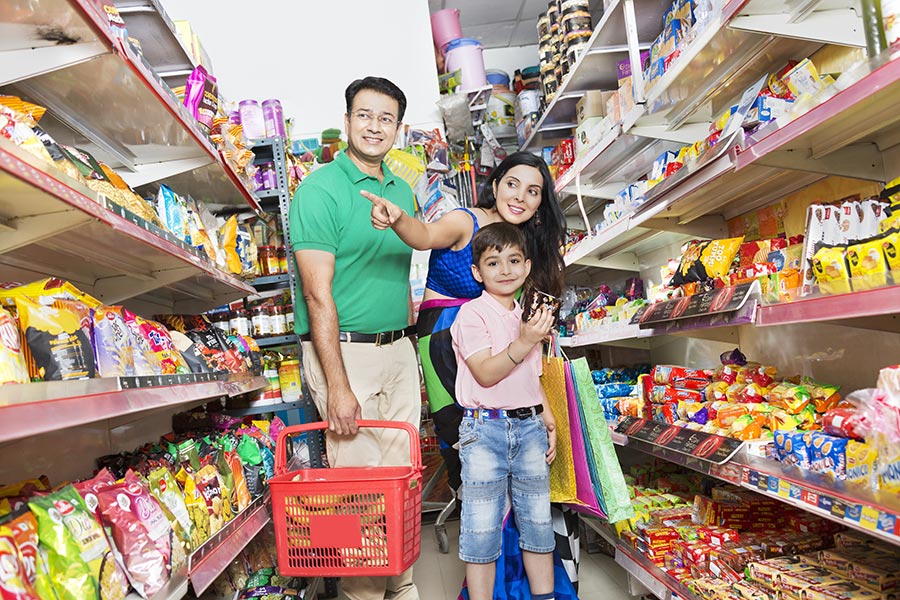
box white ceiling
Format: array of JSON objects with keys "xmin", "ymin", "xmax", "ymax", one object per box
[{"xmin": 427, "ymin": 0, "xmax": 550, "ymax": 48}]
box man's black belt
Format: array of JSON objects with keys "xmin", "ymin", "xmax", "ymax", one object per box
[{"xmin": 299, "ymin": 326, "xmax": 416, "ymax": 345}]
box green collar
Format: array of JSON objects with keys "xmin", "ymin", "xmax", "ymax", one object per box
[{"xmin": 335, "ymin": 150, "xmax": 397, "ymax": 185}]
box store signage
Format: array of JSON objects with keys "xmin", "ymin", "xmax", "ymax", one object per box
[
  {"xmin": 631, "ymin": 282, "xmax": 757, "ymax": 327},
  {"xmin": 615, "ymin": 417, "xmax": 744, "ymax": 464}
]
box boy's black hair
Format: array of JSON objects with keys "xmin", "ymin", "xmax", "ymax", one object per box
[
  {"xmin": 472, "ymin": 222, "xmax": 528, "ymax": 265},
  {"xmin": 345, "ymin": 77, "xmax": 407, "ymax": 122}
]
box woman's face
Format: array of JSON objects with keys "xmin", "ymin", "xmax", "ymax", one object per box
[{"xmin": 492, "ymin": 164, "xmax": 544, "ymax": 225}]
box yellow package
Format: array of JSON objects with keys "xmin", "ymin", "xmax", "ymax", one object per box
[
  {"xmin": 784, "ymin": 58, "xmax": 823, "ymax": 98},
  {"xmin": 882, "ymin": 231, "xmax": 900, "ymax": 274},
  {"xmin": 0, "ymin": 306, "xmax": 29, "ymax": 384},
  {"xmin": 811, "ymin": 245, "xmax": 851, "ymax": 295},
  {"xmin": 176, "ymin": 467, "xmax": 210, "ymax": 547},
  {"xmin": 846, "ymin": 441, "xmax": 877, "ymax": 486},
  {"xmin": 670, "ymin": 237, "xmax": 744, "ymax": 285},
  {"xmin": 15, "ymin": 296, "xmax": 96, "ymax": 381},
  {"xmin": 846, "ymin": 239, "xmax": 888, "ymax": 291},
  {"xmin": 220, "ymin": 215, "xmax": 242, "ymax": 275},
  {"xmin": 0, "ymin": 278, "xmax": 100, "ymax": 310}
]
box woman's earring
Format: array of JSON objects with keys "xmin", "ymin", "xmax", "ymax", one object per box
[{"xmin": 535, "ymin": 214, "xmax": 542, "ymax": 225}]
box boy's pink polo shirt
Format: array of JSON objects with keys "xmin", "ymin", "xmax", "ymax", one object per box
[{"xmin": 450, "ymin": 292, "xmax": 543, "ymax": 410}]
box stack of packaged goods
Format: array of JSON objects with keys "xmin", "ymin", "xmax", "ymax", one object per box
[
  {"xmin": 771, "ymin": 365, "xmax": 900, "ymax": 496},
  {"xmin": 0, "ymin": 416, "xmax": 283, "ymax": 599},
  {"xmin": 593, "ymin": 365, "xmax": 651, "ymax": 421},
  {"xmin": 536, "ymin": 0, "xmax": 593, "ymax": 103},
  {"xmin": 561, "ymin": 278, "xmax": 647, "ymax": 337},
  {"xmin": 614, "ymin": 462, "xmax": 900, "ymax": 599},
  {"xmin": 0, "ymin": 95, "xmax": 263, "ymax": 281},
  {"xmin": 642, "ymin": 0, "xmax": 713, "ymax": 94},
  {"xmin": 209, "ymin": 524, "xmax": 311, "ymax": 598},
  {"xmin": 0, "ymin": 278, "xmax": 262, "ymax": 385}
]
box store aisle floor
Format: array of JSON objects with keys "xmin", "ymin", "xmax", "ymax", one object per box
[{"xmin": 328, "ymin": 519, "xmax": 633, "ymax": 599}]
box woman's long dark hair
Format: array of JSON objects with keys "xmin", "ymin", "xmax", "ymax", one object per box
[{"xmin": 477, "ymin": 152, "xmax": 566, "ymax": 297}]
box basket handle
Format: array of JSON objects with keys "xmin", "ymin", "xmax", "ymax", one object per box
[{"xmin": 274, "ymin": 420, "xmax": 423, "ymax": 476}]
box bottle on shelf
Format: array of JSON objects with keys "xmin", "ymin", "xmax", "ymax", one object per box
[
  {"xmin": 262, "ymin": 99, "xmax": 286, "ymax": 139},
  {"xmin": 239, "ymin": 99, "xmax": 266, "ymax": 139},
  {"xmin": 251, "ymin": 304, "xmax": 271, "ymax": 338},
  {"xmin": 229, "ymin": 307, "xmax": 250, "ymax": 337}
]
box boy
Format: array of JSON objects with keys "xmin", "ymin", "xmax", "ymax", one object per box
[{"xmin": 450, "ymin": 222, "xmax": 558, "ymax": 600}]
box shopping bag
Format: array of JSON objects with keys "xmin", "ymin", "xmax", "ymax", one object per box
[
  {"xmin": 540, "ymin": 355, "xmax": 580, "ymax": 505},
  {"xmin": 570, "ymin": 357, "xmax": 635, "ymax": 524},
  {"xmin": 564, "ymin": 361, "xmax": 605, "ymax": 518},
  {"xmin": 457, "ymin": 509, "xmax": 580, "ymax": 600}
]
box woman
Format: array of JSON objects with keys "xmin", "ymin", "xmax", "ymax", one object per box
[
  {"xmin": 363, "ymin": 152, "xmax": 566, "ymax": 489},
  {"xmin": 365, "ymin": 152, "xmax": 581, "ymax": 594}
]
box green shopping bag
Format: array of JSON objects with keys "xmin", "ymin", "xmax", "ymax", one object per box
[{"xmin": 570, "ymin": 357, "xmax": 635, "ymax": 524}]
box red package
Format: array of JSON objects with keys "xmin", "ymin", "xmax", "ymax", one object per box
[
  {"xmin": 0, "ymin": 524, "xmax": 39, "ymax": 600},
  {"xmin": 652, "ymin": 365, "xmax": 714, "ymax": 390},
  {"xmin": 96, "ymin": 483, "xmax": 170, "ymax": 598},
  {"xmin": 698, "ymin": 526, "xmax": 740, "ymax": 547},
  {"xmin": 1, "ymin": 510, "xmax": 41, "ymax": 592},
  {"xmin": 651, "ymin": 385, "xmax": 704, "ymax": 404},
  {"xmin": 822, "ymin": 408, "xmax": 866, "ymax": 440}
]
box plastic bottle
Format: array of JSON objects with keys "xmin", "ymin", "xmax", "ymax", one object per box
[
  {"xmin": 239, "ymin": 99, "xmax": 265, "ymax": 139},
  {"xmin": 262, "ymin": 99, "xmax": 286, "ymax": 138}
]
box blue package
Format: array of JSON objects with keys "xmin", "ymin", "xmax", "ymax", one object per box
[{"xmin": 597, "ymin": 383, "xmax": 636, "ymax": 398}]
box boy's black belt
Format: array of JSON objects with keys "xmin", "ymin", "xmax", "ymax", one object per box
[
  {"xmin": 298, "ymin": 326, "xmax": 416, "ymax": 345},
  {"xmin": 463, "ymin": 405, "xmax": 544, "ymax": 420}
]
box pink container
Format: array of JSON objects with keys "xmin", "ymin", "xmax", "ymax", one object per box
[
  {"xmin": 444, "ymin": 38, "xmax": 487, "ymax": 91},
  {"xmin": 431, "ymin": 8, "xmax": 462, "ymax": 52}
]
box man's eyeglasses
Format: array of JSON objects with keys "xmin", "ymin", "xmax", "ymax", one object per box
[{"xmin": 351, "ymin": 110, "xmax": 398, "ymax": 127}]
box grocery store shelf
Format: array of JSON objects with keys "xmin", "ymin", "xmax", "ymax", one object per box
[
  {"xmin": 0, "ymin": 374, "xmax": 267, "ymax": 443},
  {"xmin": 734, "ymin": 51, "xmax": 900, "ymax": 181},
  {"xmin": 617, "ymin": 542, "xmax": 699, "ymax": 600},
  {"xmin": 189, "ymin": 492, "xmax": 271, "ymax": 595},
  {"xmin": 0, "ymin": 137, "xmax": 254, "ymax": 314},
  {"xmin": 560, "ymin": 322, "xmax": 658, "ymax": 348},
  {"xmin": 757, "ymin": 285, "xmax": 900, "ymax": 330},
  {"xmin": 224, "ymin": 399, "xmax": 308, "ymax": 417},
  {"xmin": 257, "ymin": 333, "xmax": 299, "ymax": 348},
  {"xmin": 613, "ymin": 420, "xmax": 900, "ymax": 548},
  {"xmin": 116, "ymin": 0, "xmax": 194, "ymax": 77},
  {"xmin": 640, "ymin": 1, "xmax": 823, "ymax": 130},
  {"xmin": 1, "ymin": 3, "xmax": 260, "ymax": 213},
  {"xmin": 251, "ymin": 273, "xmax": 291, "ymax": 290}
]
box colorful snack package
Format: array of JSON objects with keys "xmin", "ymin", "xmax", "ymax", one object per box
[
  {"xmin": 147, "ymin": 467, "xmax": 194, "ymax": 552},
  {"xmin": 652, "ymin": 365, "xmax": 713, "ymax": 390},
  {"xmin": 0, "ymin": 306, "xmax": 29, "ymax": 384},
  {"xmin": 15, "ymin": 297, "xmax": 95, "ymax": 381},
  {"xmin": 91, "ymin": 306, "xmax": 134, "ymax": 378},
  {"xmin": 0, "ymin": 524, "xmax": 39, "ymax": 599},
  {"xmin": 120, "ymin": 472, "xmax": 183, "ymax": 573},
  {"xmin": 122, "ymin": 308, "xmax": 162, "ymax": 376},
  {"xmin": 28, "ymin": 487, "xmax": 107, "ymax": 600},
  {"xmin": 881, "ymin": 230, "xmax": 900, "ymax": 274},
  {"xmin": 809, "ymin": 434, "xmax": 848, "ymax": 480},
  {"xmin": 670, "ymin": 237, "xmax": 744, "ymax": 286},
  {"xmin": 713, "ymin": 403, "xmax": 749, "ymax": 428},
  {"xmin": 225, "ymin": 451, "xmax": 251, "ymax": 513},
  {"xmin": 846, "ymin": 238, "xmax": 888, "ymax": 291},
  {"xmin": 215, "ymin": 452, "xmax": 236, "ymax": 519},
  {"xmin": 175, "ymin": 468, "xmax": 209, "ymax": 548},
  {"xmin": 768, "ymin": 382, "xmax": 812, "ymax": 414},
  {"xmin": 0, "ymin": 509, "xmax": 55, "ymax": 599},
  {"xmin": 811, "ymin": 245, "xmax": 851, "ymax": 295},
  {"xmin": 95, "ymin": 483, "xmax": 168, "ymax": 598},
  {"xmin": 651, "ymin": 385, "xmax": 704, "ymax": 404},
  {"xmin": 134, "ymin": 316, "xmax": 189, "ymax": 375},
  {"xmin": 800, "ymin": 377, "xmax": 841, "ymax": 413},
  {"xmin": 195, "ymin": 466, "xmax": 226, "ymax": 536},
  {"xmin": 821, "ymin": 407, "xmax": 865, "ymax": 440},
  {"xmin": 768, "ymin": 409, "xmax": 800, "ymax": 432},
  {"xmin": 846, "ymin": 441, "xmax": 877, "ymax": 486}
]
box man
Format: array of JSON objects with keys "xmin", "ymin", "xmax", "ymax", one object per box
[{"xmin": 289, "ymin": 76, "xmax": 420, "ymax": 600}]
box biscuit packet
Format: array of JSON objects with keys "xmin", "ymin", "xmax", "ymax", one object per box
[
  {"xmin": 846, "ymin": 238, "xmax": 888, "ymax": 291},
  {"xmin": 811, "ymin": 245, "xmax": 851, "ymax": 295}
]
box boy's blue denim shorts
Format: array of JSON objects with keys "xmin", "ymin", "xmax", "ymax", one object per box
[{"xmin": 457, "ymin": 413, "xmax": 554, "ymax": 563}]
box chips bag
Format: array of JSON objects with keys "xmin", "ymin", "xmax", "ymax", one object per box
[
  {"xmin": 95, "ymin": 483, "xmax": 168, "ymax": 598},
  {"xmin": 122, "ymin": 313, "xmax": 188, "ymax": 375},
  {"xmin": 15, "ymin": 297, "xmax": 95, "ymax": 381},
  {"xmin": 225, "ymin": 452, "xmax": 252, "ymax": 512},
  {"xmin": 29, "ymin": 485, "xmax": 128, "ymax": 600},
  {"xmin": 811, "ymin": 245, "xmax": 851, "ymax": 295},
  {"xmin": 175, "ymin": 468, "xmax": 209, "ymax": 548},
  {"xmin": 195, "ymin": 466, "xmax": 227, "ymax": 535},
  {"xmin": 146, "ymin": 468, "xmax": 193, "ymax": 553},
  {"xmin": 0, "ymin": 307, "xmax": 29, "ymax": 384},
  {"xmin": 846, "ymin": 238, "xmax": 888, "ymax": 291},
  {"xmin": 122, "ymin": 309, "xmax": 162, "ymax": 376},
  {"xmin": 0, "ymin": 524, "xmax": 39, "ymax": 599},
  {"xmin": 91, "ymin": 306, "xmax": 134, "ymax": 378},
  {"xmin": 670, "ymin": 237, "xmax": 744, "ymax": 286}
]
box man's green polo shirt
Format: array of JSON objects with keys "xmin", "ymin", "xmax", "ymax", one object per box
[{"xmin": 289, "ymin": 151, "xmax": 415, "ymax": 335}]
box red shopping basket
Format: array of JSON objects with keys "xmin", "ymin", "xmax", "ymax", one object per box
[{"xmin": 270, "ymin": 420, "xmax": 423, "ymax": 577}]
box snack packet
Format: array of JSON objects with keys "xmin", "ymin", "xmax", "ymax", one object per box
[
  {"xmin": 0, "ymin": 306, "xmax": 29, "ymax": 384},
  {"xmin": 15, "ymin": 297, "xmax": 95, "ymax": 381},
  {"xmin": 96, "ymin": 483, "xmax": 169, "ymax": 598},
  {"xmin": 811, "ymin": 245, "xmax": 851, "ymax": 295},
  {"xmin": 225, "ymin": 452, "xmax": 252, "ymax": 512},
  {"xmin": 0, "ymin": 524, "xmax": 39, "ymax": 599},
  {"xmin": 195, "ymin": 466, "xmax": 226, "ymax": 536},
  {"xmin": 91, "ymin": 306, "xmax": 134, "ymax": 378},
  {"xmin": 122, "ymin": 309, "xmax": 162, "ymax": 376},
  {"xmin": 146, "ymin": 468, "xmax": 193, "ymax": 552},
  {"xmin": 670, "ymin": 237, "xmax": 744, "ymax": 286},
  {"xmin": 29, "ymin": 485, "xmax": 129, "ymax": 600},
  {"xmin": 175, "ymin": 468, "xmax": 209, "ymax": 547},
  {"xmin": 128, "ymin": 315, "xmax": 189, "ymax": 375},
  {"xmin": 846, "ymin": 238, "xmax": 888, "ymax": 291}
]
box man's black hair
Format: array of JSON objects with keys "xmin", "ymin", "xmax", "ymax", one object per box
[
  {"xmin": 472, "ymin": 222, "xmax": 528, "ymax": 266},
  {"xmin": 345, "ymin": 77, "xmax": 407, "ymax": 122}
]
